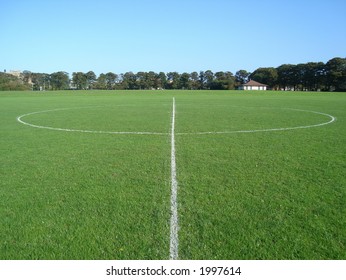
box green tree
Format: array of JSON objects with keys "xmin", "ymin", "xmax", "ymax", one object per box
[
  {"xmin": 179, "ymin": 72, "xmax": 191, "ymax": 89},
  {"xmin": 211, "ymin": 71, "xmax": 235, "ymax": 90},
  {"xmin": 72, "ymin": 72, "xmax": 87, "ymax": 89},
  {"xmin": 295, "ymin": 62, "xmax": 326, "ymax": 91},
  {"xmin": 147, "ymin": 71, "xmax": 157, "ymax": 89},
  {"xmin": 235, "ymin": 70, "xmax": 250, "ymax": 86},
  {"xmin": 166, "ymin": 72, "xmax": 180, "ymax": 89},
  {"xmin": 50, "ymin": 71, "xmax": 69, "ymax": 90},
  {"xmin": 157, "ymin": 72, "xmax": 167, "ymax": 89},
  {"xmin": 105, "ymin": 72, "xmax": 118, "ymax": 90},
  {"xmin": 122, "ymin": 72, "xmax": 138, "ymax": 89},
  {"xmin": 136, "ymin": 72, "xmax": 147, "ymax": 89},
  {"xmin": 204, "ymin": 70, "xmax": 214, "ymax": 89},
  {"xmin": 0, "ymin": 72, "xmax": 31, "ymax": 90},
  {"xmin": 250, "ymin": 67, "xmax": 278, "ymax": 89},
  {"xmin": 326, "ymin": 57, "xmax": 346, "ymax": 91},
  {"xmin": 190, "ymin": 72, "xmax": 199, "ymax": 89},
  {"xmin": 277, "ymin": 64, "xmax": 296, "ymax": 90},
  {"xmin": 31, "ymin": 73, "xmax": 50, "ymax": 90},
  {"xmin": 95, "ymin": 73, "xmax": 107, "ymax": 89},
  {"xmin": 314, "ymin": 62, "xmax": 327, "ymax": 91},
  {"xmin": 198, "ymin": 71, "xmax": 206, "ymax": 89},
  {"xmin": 86, "ymin": 71, "xmax": 96, "ymax": 89}
]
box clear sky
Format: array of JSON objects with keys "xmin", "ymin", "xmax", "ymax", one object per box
[{"xmin": 1, "ymin": 0, "xmax": 345, "ymax": 75}]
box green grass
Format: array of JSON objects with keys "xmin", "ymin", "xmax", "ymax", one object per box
[{"xmin": 0, "ymin": 90, "xmax": 345, "ymax": 259}]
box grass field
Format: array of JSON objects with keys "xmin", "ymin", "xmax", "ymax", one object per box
[{"xmin": 0, "ymin": 90, "xmax": 345, "ymax": 260}]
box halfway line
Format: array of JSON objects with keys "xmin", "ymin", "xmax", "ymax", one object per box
[{"xmin": 169, "ymin": 97, "xmax": 179, "ymax": 260}]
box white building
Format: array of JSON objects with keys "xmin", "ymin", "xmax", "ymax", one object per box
[
  {"xmin": 8, "ymin": 70, "xmax": 22, "ymax": 78},
  {"xmin": 239, "ymin": 80, "xmax": 267, "ymax": 90}
]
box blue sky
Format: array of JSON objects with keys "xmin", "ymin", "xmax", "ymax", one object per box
[{"xmin": 1, "ymin": 0, "xmax": 345, "ymax": 75}]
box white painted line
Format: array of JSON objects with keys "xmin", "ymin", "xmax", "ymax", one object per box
[
  {"xmin": 169, "ymin": 97, "xmax": 179, "ymax": 260},
  {"xmin": 176, "ymin": 108, "xmax": 336, "ymax": 135},
  {"xmin": 15, "ymin": 103, "xmax": 337, "ymax": 260},
  {"xmin": 16, "ymin": 107, "xmax": 166, "ymax": 135},
  {"xmin": 16, "ymin": 107, "xmax": 336, "ymax": 136}
]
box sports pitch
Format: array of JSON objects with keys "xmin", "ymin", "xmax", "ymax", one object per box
[{"xmin": 0, "ymin": 90, "xmax": 345, "ymax": 259}]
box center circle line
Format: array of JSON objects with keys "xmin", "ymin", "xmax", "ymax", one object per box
[{"xmin": 16, "ymin": 106, "xmax": 336, "ymax": 135}]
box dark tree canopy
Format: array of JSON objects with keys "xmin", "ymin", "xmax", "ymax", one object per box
[{"xmin": 2, "ymin": 57, "xmax": 345, "ymax": 91}]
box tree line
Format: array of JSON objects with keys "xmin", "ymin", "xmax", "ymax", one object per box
[
  {"xmin": 250, "ymin": 57, "xmax": 346, "ymax": 91},
  {"xmin": 1, "ymin": 57, "xmax": 345, "ymax": 91},
  {"xmin": 0, "ymin": 72, "xmax": 30, "ymax": 90}
]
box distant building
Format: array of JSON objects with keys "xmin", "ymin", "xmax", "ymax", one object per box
[
  {"xmin": 8, "ymin": 70, "xmax": 22, "ymax": 78},
  {"xmin": 239, "ymin": 80, "xmax": 267, "ymax": 90}
]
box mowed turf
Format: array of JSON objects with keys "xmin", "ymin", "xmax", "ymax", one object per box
[
  {"xmin": 0, "ymin": 90, "xmax": 345, "ymax": 259},
  {"xmin": 0, "ymin": 92, "xmax": 172, "ymax": 259}
]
